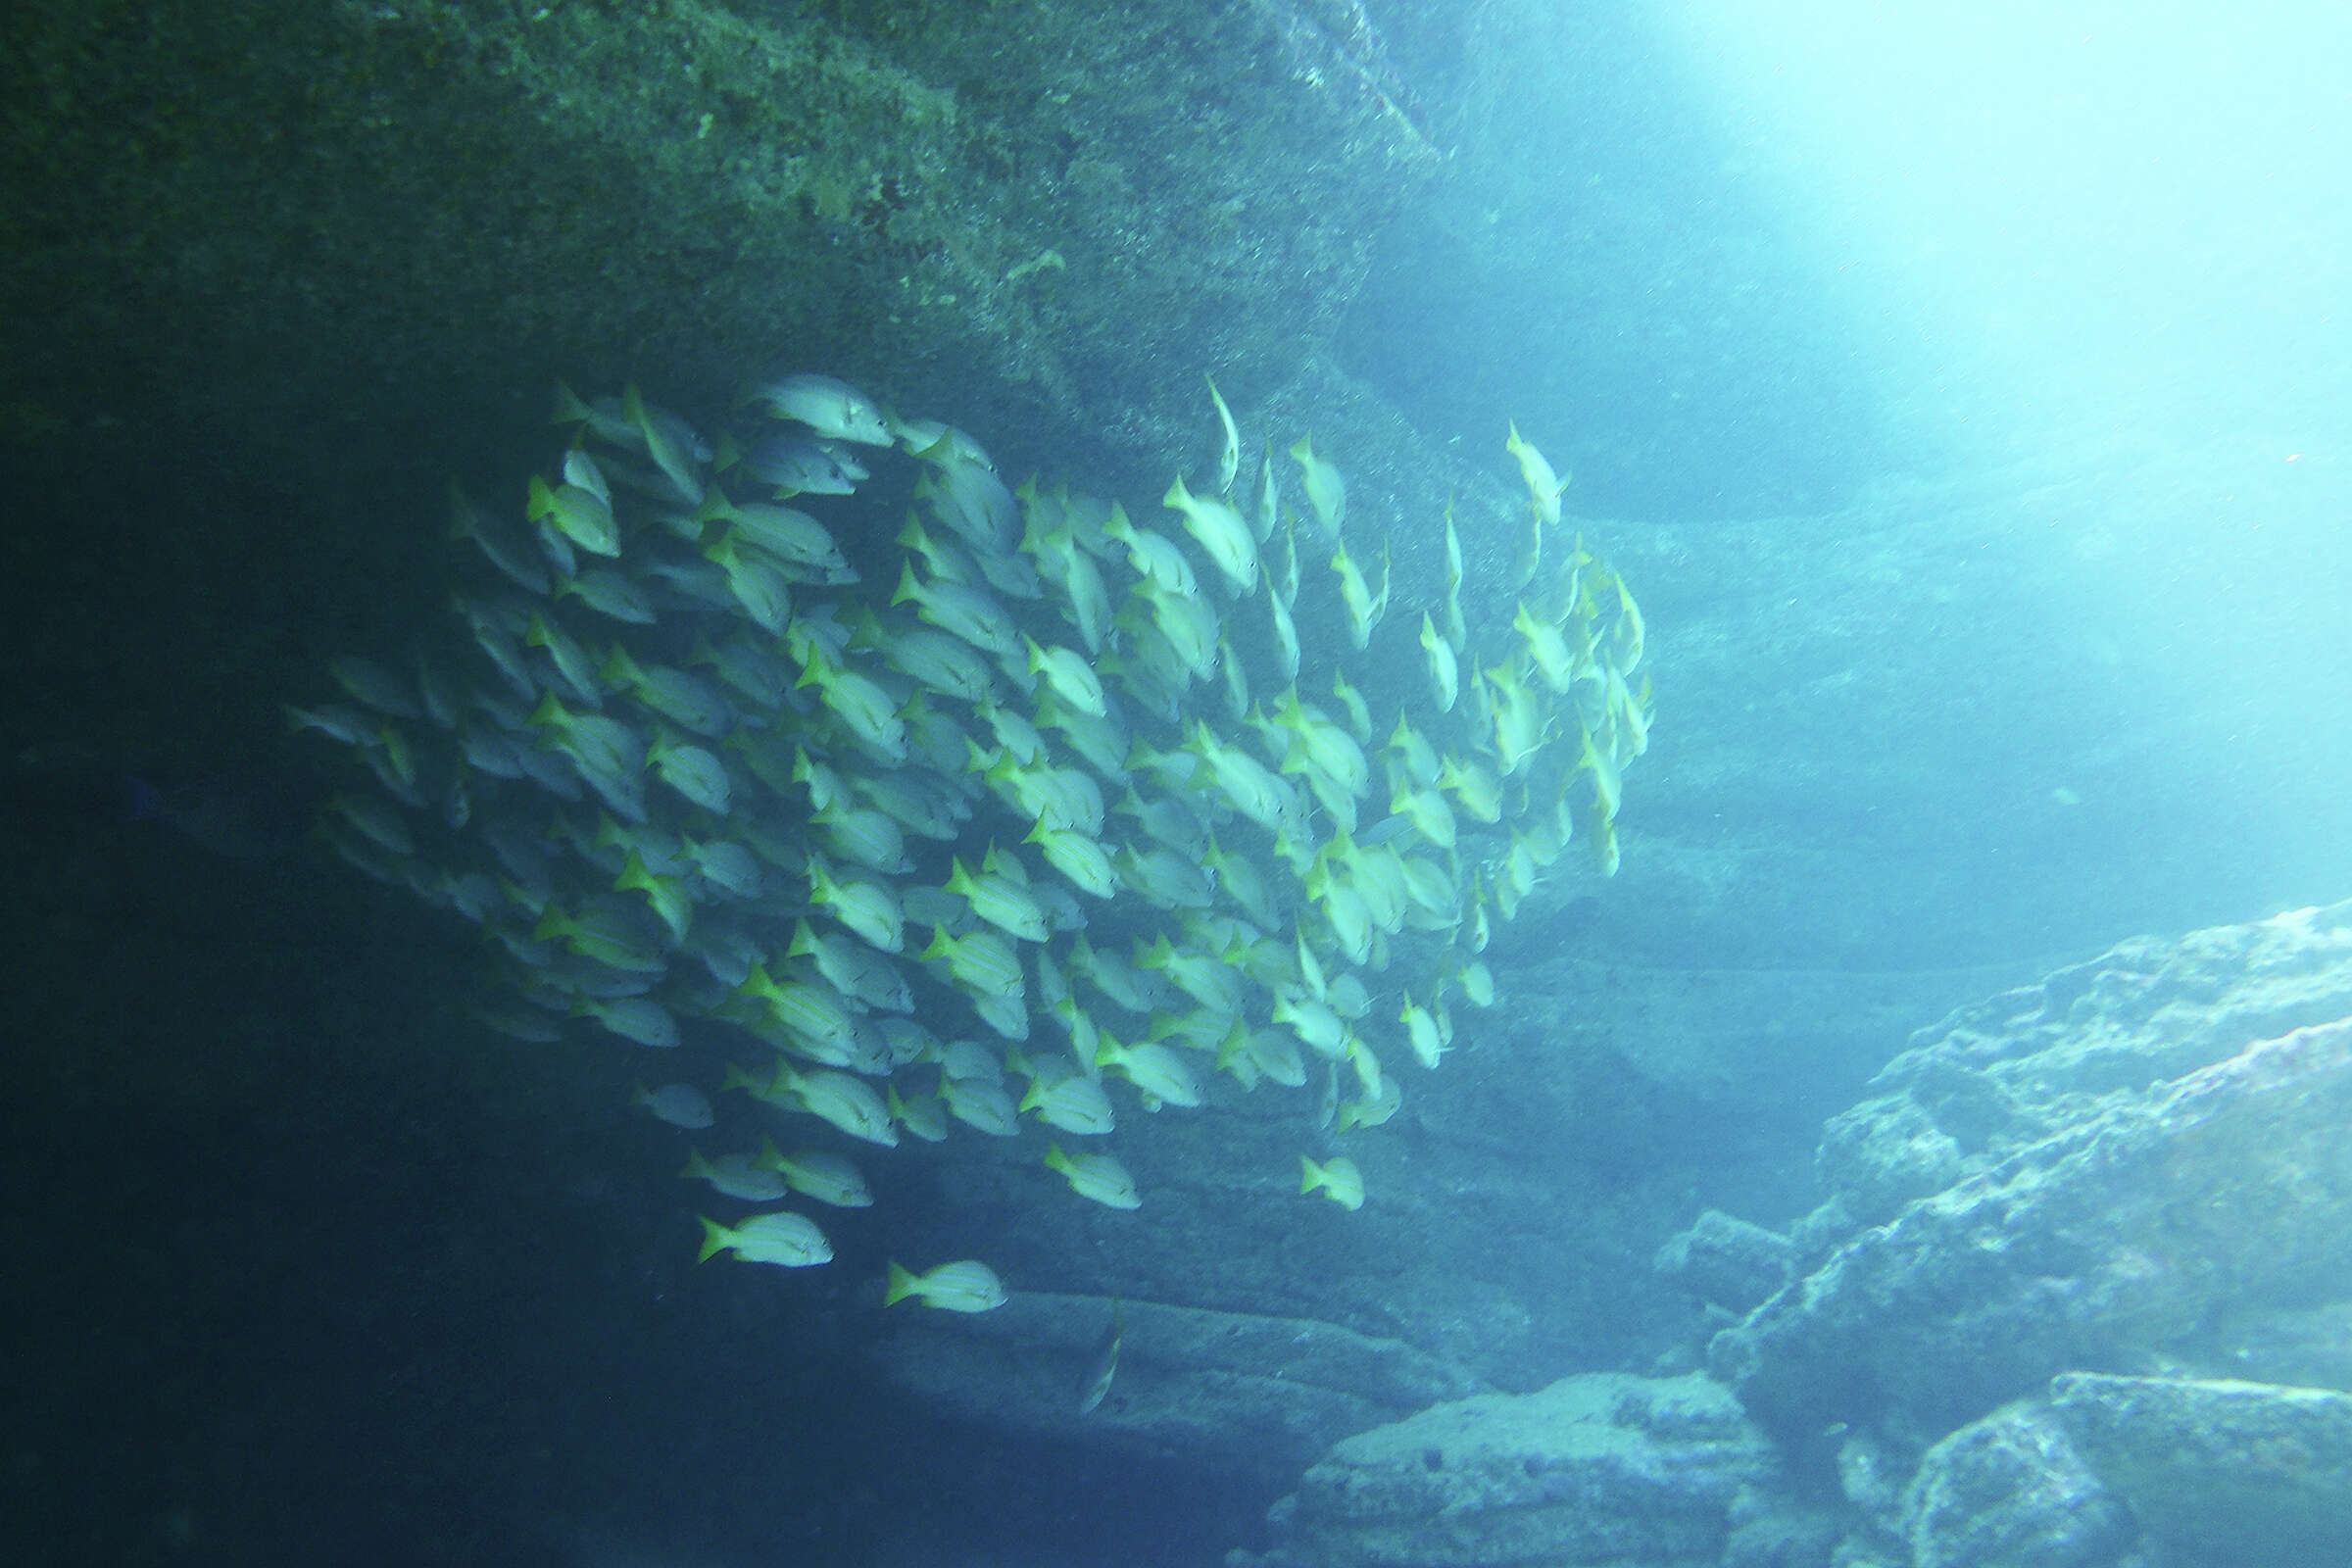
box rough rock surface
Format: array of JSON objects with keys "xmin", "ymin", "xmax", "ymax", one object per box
[
  {"xmin": 1899, "ymin": 1401, "xmax": 2134, "ymax": 1568},
  {"xmin": 1709, "ymin": 901, "xmax": 2352, "ymax": 1440},
  {"xmin": 1235, "ymin": 1372, "xmax": 1774, "ymax": 1568},
  {"xmin": 1816, "ymin": 900, "xmax": 2352, "ymax": 1230},
  {"xmin": 2, "ymin": 0, "xmax": 1436, "ymax": 502},
  {"xmin": 1654, "ymin": 1208, "xmax": 1799, "ymax": 1317},
  {"xmin": 868, "ymin": 1291, "xmax": 1485, "ymax": 1478},
  {"xmin": 2049, "ymin": 1372, "xmax": 2352, "ymax": 1563}
]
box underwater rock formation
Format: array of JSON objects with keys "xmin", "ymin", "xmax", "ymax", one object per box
[
  {"xmin": 1652, "ymin": 1207, "xmax": 1796, "ymax": 1320},
  {"xmin": 1815, "ymin": 898, "xmax": 2352, "ymax": 1231},
  {"xmin": 869, "ymin": 1291, "xmax": 1484, "ymax": 1474},
  {"xmin": 1597, "ymin": 899, "xmax": 2352, "ymax": 1567},
  {"xmin": 1, "ymin": 0, "xmax": 1436, "ymax": 497},
  {"xmin": 1898, "ymin": 1400, "xmax": 2133, "ymax": 1568},
  {"xmin": 1845, "ymin": 1371, "xmax": 2352, "ymax": 1568},
  {"xmin": 2048, "ymin": 1372, "xmax": 2352, "ymax": 1562},
  {"xmin": 1711, "ymin": 900, "xmax": 2352, "ymax": 1442},
  {"xmin": 1234, "ymin": 1372, "xmax": 1774, "ymax": 1568}
]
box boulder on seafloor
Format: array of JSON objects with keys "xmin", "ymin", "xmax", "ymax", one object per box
[
  {"xmin": 1898, "ymin": 1400, "xmax": 2136, "ymax": 1568},
  {"xmin": 1867, "ymin": 1372, "xmax": 2352, "ymax": 1568},
  {"xmin": 1231, "ymin": 1371, "xmax": 1774, "ymax": 1568},
  {"xmin": 1705, "ymin": 901, "xmax": 2352, "ymax": 1441},
  {"xmin": 1653, "ymin": 1207, "xmax": 1797, "ymax": 1317},
  {"xmin": 2048, "ymin": 1372, "xmax": 2352, "ymax": 1564}
]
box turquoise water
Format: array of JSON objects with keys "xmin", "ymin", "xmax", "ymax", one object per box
[{"xmin": 7, "ymin": 4, "xmax": 2350, "ymax": 1564}]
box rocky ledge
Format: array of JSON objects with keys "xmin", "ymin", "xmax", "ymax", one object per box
[
  {"xmin": 1242, "ymin": 899, "xmax": 2352, "ymax": 1567},
  {"xmin": 1710, "ymin": 900, "xmax": 2352, "ymax": 1444},
  {"xmin": 1232, "ymin": 1371, "xmax": 1778, "ymax": 1568}
]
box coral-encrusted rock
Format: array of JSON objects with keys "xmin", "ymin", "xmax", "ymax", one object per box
[
  {"xmin": 2049, "ymin": 1373, "xmax": 2352, "ymax": 1562},
  {"xmin": 1242, "ymin": 1372, "xmax": 1772, "ymax": 1568},
  {"xmin": 1707, "ymin": 902, "xmax": 2352, "ymax": 1441},
  {"xmin": 1900, "ymin": 1401, "xmax": 2134, "ymax": 1568}
]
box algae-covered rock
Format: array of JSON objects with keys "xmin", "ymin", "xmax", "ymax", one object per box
[
  {"xmin": 2050, "ymin": 1373, "xmax": 2352, "ymax": 1564},
  {"xmin": 1245, "ymin": 1371, "xmax": 1772, "ymax": 1567},
  {"xmin": 1, "ymin": 0, "xmax": 1435, "ymax": 496}
]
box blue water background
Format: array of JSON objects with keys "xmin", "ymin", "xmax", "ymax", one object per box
[{"xmin": 10, "ymin": 4, "xmax": 2352, "ymax": 1565}]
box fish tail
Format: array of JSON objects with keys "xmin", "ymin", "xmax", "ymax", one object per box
[{"xmin": 884, "ymin": 1260, "xmax": 918, "ymax": 1306}]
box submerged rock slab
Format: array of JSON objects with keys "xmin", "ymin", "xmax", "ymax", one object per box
[
  {"xmin": 1709, "ymin": 901, "xmax": 2352, "ymax": 1440},
  {"xmin": 2049, "ymin": 1373, "xmax": 2352, "ymax": 1563},
  {"xmin": 869, "ymin": 1292, "xmax": 1484, "ymax": 1477},
  {"xmin": 1239, "ymin": 1372, "xmax": 1772, "ymax": 1568}
]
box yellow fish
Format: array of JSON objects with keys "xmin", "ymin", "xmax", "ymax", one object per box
[
  {"xmin": 1420, "ymin": 612, "xmax": 1458, "ymax": 712},
  {"xmin": 698, "ymin": 1211, "xmax": 831, "ymax": 1267},
  {"xmin": 1399, "ymin": 993, "xmax": 1446, "ymax": 1069},
  {"xmin": 1024, "ymin": 634, "xmax": 1107, "ymax": 717},
  {"xmin": 1265, "ymin": 576, "xmax": 1301, "ymax": 684},
  {"xmin": 1513, "ymin": 601, "xmax": 1578, "ymax": 694},
  {"xmin": 1253, "ymin": 444, "xmax": 1280, "ymax": 542},
  {"xmin": 1611, "ymin": 577, "xmax": 1646, "ymax": 672},
  {"xmin": 1289, "ymin": 433, "xmax": 1348, "ymax": 540},
  {"xmin": 1027, "ymin": 818, "xmax": 1119, "ymax": 899},
  {"xmin": 807, "ymin": 854, "xmax": 906, "ymax": 953},
  {"xmin": 1330, "ymin": 540, "xmax": 1376, "ymax": 651},
  {"xmin": 1163, "ymin": 472, "xmax": 1259, "ymax": 595},
  {"xmin": 1505, "ymin": 420, "xmax": 1568, "ymax": 527},
  {"xmin": 1103, "ymin": 502, "xmax": 1200, "ymax": 599},
  {"xmin": 526, "ymin": 468, "xmax": 620, "ymax": 558},
  {"xmin": 885, "ymin": 1259, "xmax": 1007, "ymax": 1312},
  {"xmin": 1205, "ymin": 374, "xmax": 1241, "ymax": 494},
  {"xmin": 943, "ymin": 856, "xmax": 1052, "ymax": 944},
  {"xmin": 1438, "ymin": 756, "xmax": 1502, "ymax": 823},
  {"xmin": 1046, "ymin": 1143, "xmax": 1142, "ymax": 1209},
  {"xmin": 1300, "ymin": 1154, "xmax": 1364, "ymax": 1210}
]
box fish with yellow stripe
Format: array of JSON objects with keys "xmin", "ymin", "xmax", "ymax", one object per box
[{"xmin": 298, "ymin": 374, "xmax": 1657, "ymax": 1305}]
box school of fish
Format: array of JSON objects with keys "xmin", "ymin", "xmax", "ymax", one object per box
[{"xmin": 294, "ymin": 371, "xmax": 1652, "ymax": 1311}]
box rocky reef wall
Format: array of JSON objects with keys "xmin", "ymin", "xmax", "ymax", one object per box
[{"xmin": 1, "ymin": 0, "xmax": 1435, "ymax": 499}]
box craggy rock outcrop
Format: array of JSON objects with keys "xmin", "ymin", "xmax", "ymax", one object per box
[
  {"xmin": 1708, "ymin": 901, "xmax": 2352, "ymax": 1442},
  {"xmin": 1233, "ymin": 1372, "xmax": 1775, "ymax": 1568},
  {"xmin": 2048, "ymin": 1373, "xmax": 2352, "ymax": 1563},
  {"xmin": 1876, "ymin": 1373, "xmax": 2352, "ymax": 1568},
  {"xmin": 1218, "ymin": 902, "xmax": 2352, "ymax": 1568},
  {"xmin": 1814, "ymin": 900, "xmax": 2352, "ymax": 1230},
  {"xmin": 1898, "ymin": 1400, "xmax": 2135, "ymax": 1568}
]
